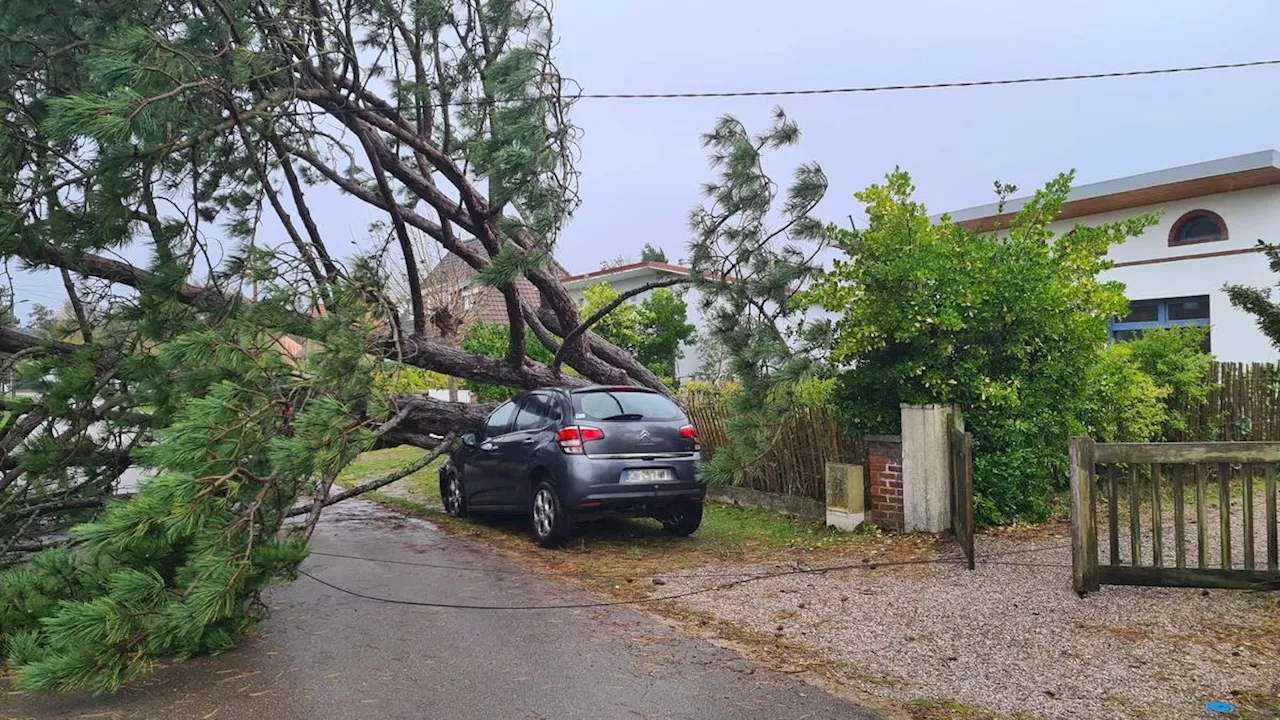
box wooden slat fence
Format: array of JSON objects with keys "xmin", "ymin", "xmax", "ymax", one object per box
[
  {"xmin": 1069, "ymin": 438, "xmax": 1280, "ymax": 593},
  {"xmin": 680, "ymin": 394, "xmax": 862, "ymax": 501},
  {"xmin": 1177, "ymin": 362, "xmax": 1280, "ymax": 441}
]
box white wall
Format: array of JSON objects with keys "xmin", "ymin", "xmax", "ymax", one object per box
[{"xmin": 1047, "ymin": 185, "xmax": 1280, "ymax": 362}]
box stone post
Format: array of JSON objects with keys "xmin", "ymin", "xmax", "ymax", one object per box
[{"xmin": 900, "ymin": 403, "xmax": 955, "ymax": 533}]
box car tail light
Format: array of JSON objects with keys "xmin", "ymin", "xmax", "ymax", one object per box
[
  {"xmin": 680, "ymin": 424, "xmax": 700, "ymax": 450},
  {"xmin": 557, "ymin": 426, "xmax": 604, "ymax": 454}
]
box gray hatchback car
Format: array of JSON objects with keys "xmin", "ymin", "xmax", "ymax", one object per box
[{"xmin": 439, "ymin": 386, "xmax": 705, "ymax": 547}]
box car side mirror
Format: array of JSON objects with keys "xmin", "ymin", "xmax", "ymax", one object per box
[{"xmin": 461, "ymin": 433, "xmax": 477, "ymax": 448}]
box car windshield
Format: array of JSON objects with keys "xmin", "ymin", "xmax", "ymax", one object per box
[{"xmin": 573, "ymin": 390, "xmax": 683, "ymax": 421}]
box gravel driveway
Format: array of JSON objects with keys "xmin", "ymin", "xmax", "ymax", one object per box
[{"xmin": 661, "ymin": 531, "xmax": 1280, "ymax": 719}]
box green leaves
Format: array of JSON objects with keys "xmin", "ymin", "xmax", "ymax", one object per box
[
  {"xmin": 575, "ymin": 283, "xmax": 695, "ymax": 384},
  {"xmin": 635, "ymin": 288, "xmax": 695, "ymax": 382}
]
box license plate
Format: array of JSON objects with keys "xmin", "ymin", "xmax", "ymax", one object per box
[{"xmin": 621, "ymin": 468, "xmax": 672, "ymax": 483}]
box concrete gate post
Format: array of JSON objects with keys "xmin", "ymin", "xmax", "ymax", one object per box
[{"xmin": 899, "ymin": 403, "xmax": 956, "ymax": 533}]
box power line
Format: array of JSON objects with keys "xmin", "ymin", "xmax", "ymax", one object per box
[
  {"xmin": 272, "ymin": 58, "xmax": 1280, "ymax": 119},
  {"xmin": 571, "ymin": 58, "xmax": 1280, "ymax": 100},
  {"xmin": 299, "ymin": 542, "xmax": 1073, "ymax": 611},
  {"xmin": 310, "ymin": 541, "xmax": 1069, "ymax": 578}
]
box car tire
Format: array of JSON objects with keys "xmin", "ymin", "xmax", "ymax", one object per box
[
  {"xmin": 661, "ymin": 501, "xmax": 703, "ymax": 537},
  {"xmin": 530, "ymin": 480, "xmax": 570, "ymax": 548},
  {"xmin": 440, "ymin": 468, "xmax": 468, "ymax": 518}
]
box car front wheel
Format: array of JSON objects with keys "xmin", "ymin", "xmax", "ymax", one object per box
[
  {"xmin": 530, "ymin": 481, "xmax": 570, "ymax": 548},
  {"xmin": 660, "ymin": 501, "xmax": 703, "ymax": 537},
  {"xmin": 440, "ymin": 469, "xmax": 467, "ymax": 518}
]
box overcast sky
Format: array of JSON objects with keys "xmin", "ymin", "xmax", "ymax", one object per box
[
  {"xmin": 555, "ymin": 0, "xmax": 1280, "ymax": 266},
  {"xmin": 11, "ymin": 0, "xmax": 1280, "ymax": 310}
]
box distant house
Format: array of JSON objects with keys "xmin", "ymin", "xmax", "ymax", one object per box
[
  {"xmin": 419, "ymin": 239, "xmax": 570, "ymax": 340},
  {"xmin": 561, "ymin": 261, "xmax": 708, "ymax": 382},
  {"xmin": 942, "ymin": 150, "xmax": 1280, "ymax": 362}
]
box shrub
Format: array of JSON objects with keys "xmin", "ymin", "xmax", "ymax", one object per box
[
  {"xmin": 812, "ymin": 170, "xmax": 1154, "ymax": 524},
  {"xmin": 1081, "ymin": 344, "xmax": 1168, "ymax": 442},
  {"xmin": 1121, "ymin": 327, "xmax": 1212, "ymax": 438},
  {"xmin": 371, "ymin": 364, "xmax": 450, "ymax": 394}
]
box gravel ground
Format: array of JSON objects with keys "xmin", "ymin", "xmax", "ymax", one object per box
[{"xmin": 661, "ymin": 531, "xmax": 1280, "ymax": 719}]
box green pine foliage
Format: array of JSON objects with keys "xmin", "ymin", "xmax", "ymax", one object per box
[
  {"xmin": 1227, "ymin": 241, "xmax": 1280, "ymax": 348},
  {"xmin": 0, "ymin": 277, "xmax": 388, "ymax": 693},
  {"xmin": 686, "ymin": 110, "xmax": 835, "ymax": 487},
  {"xmin": 0, "ymin": 0, "xmax": 604, "ymax": 692},
  {"xmin": 809, "ymin": 170, "xmax": 1155, "ymax": 524},
  {"xmin": 640, "ymin": 243, "xmax": 668, "ymax": 263}
]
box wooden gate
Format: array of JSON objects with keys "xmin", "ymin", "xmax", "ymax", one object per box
[
  {"xmin": 950, "ymin": 418, "xmax": 975, "ymax": 570},
  {"xmin": 1069, "ymin": 438, "xmax": 1280, "ymax": 594}
]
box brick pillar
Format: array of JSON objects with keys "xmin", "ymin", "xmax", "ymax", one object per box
[{"xmin": 866, "ymin": 435, "xmax": 903, "ymax": 532}]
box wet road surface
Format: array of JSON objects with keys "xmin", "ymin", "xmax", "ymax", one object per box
[{"xmin": 5, "ymin": 498, "xmax": 877, "ymax": 719}]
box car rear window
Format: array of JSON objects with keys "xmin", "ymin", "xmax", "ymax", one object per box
[{"xmin": 573, "ymin": 390, "xmax": 684, "ymax": 421}]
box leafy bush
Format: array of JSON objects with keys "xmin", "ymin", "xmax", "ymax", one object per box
[
  {"xmin": 812, "ymin": 170, "xmax": 1153, "ymax": 524},
  {"xmin": 1121, "ymin": 327, "xmax": 1212, "ymax": 438},
  {"xmin": 1081, "ymin": 344, "xmax": 1168, "ymax": 442},
  {"xmin": 371, "ymin": 364, "xmax": 450, "ymax": 394}
]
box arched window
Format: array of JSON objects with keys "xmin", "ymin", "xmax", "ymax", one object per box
[{"xmin": 1168, "ymin": 210, "xmax": 1227, "ymax": 246}]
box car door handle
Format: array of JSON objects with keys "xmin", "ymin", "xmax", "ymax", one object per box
[
  {"xmin": 522, "ymin": 437, "xmax": 536, "ymax": 445},
  {"xmin": 480, "ymin": 441, "xmax": 497, "ymax": 451}
]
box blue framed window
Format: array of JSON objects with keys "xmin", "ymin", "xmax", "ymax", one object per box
[{"xmin": 1110, "ymin": 296, "xmax": 1210, "ymax": 344}]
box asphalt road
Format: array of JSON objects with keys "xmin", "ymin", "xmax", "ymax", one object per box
[{"xmin": 4, "ymin": 499, "xmax": 878, "ymax": 720}]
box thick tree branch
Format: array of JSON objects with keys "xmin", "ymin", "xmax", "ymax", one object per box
[
  {"xmin": 267, "ymin": 134, "xmax": 340, "ymax": 279},
  {"xmin": 234, "ymin": 120, "xmax": 327, "ymax": 288},
  {"xmin": 0, "ymin": 494, "xmax": 132, "ymax": 523},
  {"xmin": 551, "ymin": 275, "xmax": 691, "ymax": 372},
  {"xmin": 59, "ymin": 268, "xmax": 93, "ymax": 344},
  {"xmin": 537, "ymin": 306, "xmax": 670, "ymax": 395},
  {"xmin": 18, "ymin": 243, "xmax": 228, "ymax": 311},
  {"xmin": 284, "ymin": 432, "xmax": 456, "ymax": 518},
  {"xmin": 351, "ymin": 123, "xmax": 426, "ymax": 334}
]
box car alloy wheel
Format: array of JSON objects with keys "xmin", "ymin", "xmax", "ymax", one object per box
[
  {"xmin": 532, "ymin": 487, "xmax": 555, "ymax": 538},
  {"xmin": 444, "ymin": 475, "xmax": 462, "ymax": 514},
  {"xmin": 441, "ymin": 471, "xmax": 466, "ymax": 518}
]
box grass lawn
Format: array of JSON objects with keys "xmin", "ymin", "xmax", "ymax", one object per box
[
  {"xmin": 337, "ymin": 445, "xmax": 446, "ymax": 502},
  {"xmin": 341, "ymin": 446, "xmax": 937, "ymax": 598}
]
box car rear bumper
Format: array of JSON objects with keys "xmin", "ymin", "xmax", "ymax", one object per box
[{"xmin": 559, "ymin": 453, "xmax": 704, "ymax": 512}]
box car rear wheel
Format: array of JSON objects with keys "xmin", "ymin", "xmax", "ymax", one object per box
[
  {"xmin": 661, "ymin": 501, "xmax": 703, "ymax": 537},
  {"xmin": 440, "ymin": 469, "xmax": 467, "ymax": 518},
  {"xmin": 530, "ymin": 481, "xmax": 570, "ymax": 548}
]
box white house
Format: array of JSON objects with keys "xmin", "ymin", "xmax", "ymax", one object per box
[
  {"xmin": 560, "ymin": 261, "xmax": 709, "ymax": 382},
  {"xmin": 943, "ymin": 150, "xmax": 1280, "ymax": 362}
]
